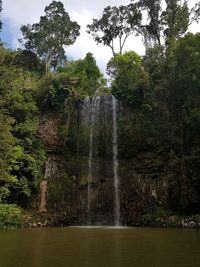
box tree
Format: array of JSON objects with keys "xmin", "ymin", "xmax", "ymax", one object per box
[
  {"xmin": 138, "ymin": 0, "xmax": 163, "ymax": 46},
  {"xmin": 143, "ymin": 44, "xmax": 166, "ymax": 88},
  {"xmin": 107, "ymin": 51, "xmax": 148, "ymax": 105},
  {"xmin": 136, "ymin": 0, "xmax": 200, "ymax": 47},
  {"xmin": 162, "ymin": 0, "xmax": 190, "ymax": 44},
  {"xmin": 20, "ymin": 1, "xmax": 80, "ymax": 73},
  {"xmin": 0, "ymin": 54, "xmax": 46, "ymax": 205},
  {"xmin": 166, "ymin": 33, "xmax": 200, "ymax": 207},
  {"xmin": 167, "ymin": 33, "xmax": 200, "ymax": 114},
  {"xmin": 0, "ymin": 112, "xmax": 16, "ymax": 202},
  {"xmin": 72, "ymin": 53, "xmax": 106, "ymax": 96},
  {"xmin": 13, "ymin": 49, "xmax": 45, "ymax": 73},
  {"xmin": 87, "ymin": 4, "xmax": 142, "ymax": 56},
  {"xmin": 57, "ymin": 53, "xmax": 107, "ymax": 97}
]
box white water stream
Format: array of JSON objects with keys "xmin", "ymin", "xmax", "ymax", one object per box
[
  {"xmin": 112, "ymin": 96, "xmax": 120, "ymax": 226},
  {"xmin": 83, "ymin": 97, "xmax": 100, "ymax": 223},
  {"xmin": 82, "ymin": 95, "xmax": 120, "ymax": 225}
]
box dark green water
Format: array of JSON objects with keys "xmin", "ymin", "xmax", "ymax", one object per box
[{"xmin": 0, "ymin": 227, "xmax": 200, "ymax": 267}]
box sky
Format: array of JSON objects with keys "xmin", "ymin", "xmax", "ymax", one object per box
[{"xmin": 0, "ymin": 0, "xmax": 199, "ymax": 75}]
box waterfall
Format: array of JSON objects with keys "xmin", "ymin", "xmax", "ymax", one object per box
[
  {"xmin": 112, "ymin": 95, "xmax": 121, "ymax": 226},
  {"xmin": 81, "ymin": 95, "xmax": 121, "ymax": 225},
  {"xmin": 82, "ymin": 96, "xmax": 100, "ymax": 224},
  {"xmin": 88, "ymin": 97, "xmax": 100, "ymax": 219}
]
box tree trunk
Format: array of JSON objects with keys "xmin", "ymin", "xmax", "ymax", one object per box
[{"xmin": 45, "ymin": 59, "xmax": 48, "ymax": 74}]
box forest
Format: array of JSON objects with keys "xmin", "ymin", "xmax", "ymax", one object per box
[{"xmin": 0, "ymin": 0, "xmax": 200, "ymax": 228}]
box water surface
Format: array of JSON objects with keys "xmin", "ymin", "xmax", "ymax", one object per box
[{"xmin": 0, "ymin": 227, "xmax": 200, "ymax": 267}]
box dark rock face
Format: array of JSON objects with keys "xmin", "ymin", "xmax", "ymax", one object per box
[
  {"xmin": 38, "ymin": 96, "xmax": 198, "ymax": 226},
  {"xmin": 42, "ymin": 154, "xmax": 171, "ymax": 226}
]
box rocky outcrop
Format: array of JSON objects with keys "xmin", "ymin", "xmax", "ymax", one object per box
[
  {"xmin": 39, "ymin": 180, "xmax": 48, "ymax": 212},
  {"xmin": 38, "ymin": 116, "xmax": 60, "ymax": 146}
]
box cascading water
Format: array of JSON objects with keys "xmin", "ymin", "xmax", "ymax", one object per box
[
  {"xmin": 112, "ymin": 96, "xmax": 121, "ymax": 226},
  {"xmin": 82, "ymin": 96, "xmax": 100, "ymax": 224},
  {"xmin": 80, "ymin": 95, "xmax": 121, "ymax": 225},
  {"xmin": 88, "ymin": 97, "xmax": 100, "ymax": 222}
]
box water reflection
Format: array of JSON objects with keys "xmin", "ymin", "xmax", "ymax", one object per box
[
  {"xmin": 114, "ymin": 228, "xmax": 121, "ymax": 267},
  {"xmin": 0, "ymin": 227, "xmax": 200, "ymax": 267}
]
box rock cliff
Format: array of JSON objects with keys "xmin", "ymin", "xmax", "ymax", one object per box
[{"xmin": 37, "ymin": 96, "xmax": 200, "ymax": 226}]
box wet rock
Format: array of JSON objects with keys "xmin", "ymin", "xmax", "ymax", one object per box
[
  {"xmin": 38, "ymin": 117, "xmax": 60, "ymax": 146},
  {"xmin": 37, "ymin": 222, "xmax": 42, "ymax": 227},
  {"xmin": 188, "ymin": 221, "xmax": 196, "ymax": 227},
  {"xmin": 34, "ymin": 96, "xmax": 199, "ymax": 227}
]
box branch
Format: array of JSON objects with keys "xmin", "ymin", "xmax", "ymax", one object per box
[
  {"xmin": 121, "ymin": 33, "xmax": 131, "ymax": 52},
  {"xmin": 107, "ymin": 39, "xmax": 116, "ymax": 56}
]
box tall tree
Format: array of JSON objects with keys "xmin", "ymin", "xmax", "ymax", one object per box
[
  {"xmin": 135, "ymin": 0, "xmax": 200, "ymax": 47},
  {"xmin": 138, "ymin": 0, "xmax": 163, "ymax": 46},
  {"xmin": 162, "ymin": 0, "xmax": 190, "ymax": 44},
  {"xmin": 87, "ymin": 4, "xmax": 142, "ymax": 56},
  {"xmin": 20, "ymin": 1, "xmax": 80, "ymax": 73}
]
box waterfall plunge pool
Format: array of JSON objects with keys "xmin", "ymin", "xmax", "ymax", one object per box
[{"xmin": 0, "ymin": 227, "xmax": 200, "ymax": 267}]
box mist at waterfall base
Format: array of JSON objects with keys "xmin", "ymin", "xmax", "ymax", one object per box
[{"xmin": 80, "ymin": 95, "xmax": 121, "ymax": 226}]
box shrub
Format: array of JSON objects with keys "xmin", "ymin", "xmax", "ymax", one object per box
[{"xmin": 0, "ymin": 204, "xmax": 24, "ymax": 228}]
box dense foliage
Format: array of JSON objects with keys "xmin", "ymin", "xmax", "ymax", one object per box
[
  {"xmin": 0, "ymin": 45, "xmax": 106, "ymax": 208},
  {"xmin": 107, "ymin": 29, "xmax": 200, "ymax": 213},
  {"xmin": 0, "ymin": 204, "xmax": 24, "ymax": 228},
  {"xmin": 0, "ymin": 47, "xmax": 46, "ymax": 205},
  {"xmin": 107, "ymin": 51, "xmax": 148, "ymax": 105}
]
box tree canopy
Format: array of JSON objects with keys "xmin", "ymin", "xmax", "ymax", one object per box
[
  {"xmin": 107, "ymin": 51, "xmax": 148, "ymax": 104},
  {"xmin": 87, "ymin": 4, "xmax": 142, "ymax": 56},
  {"xmin": 135, "ymin": 0, "xmax": 200, "ymax": 47},
  {"xmin": 20, "ymin": 1, "xmax": 80, "ymax": 73}
]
